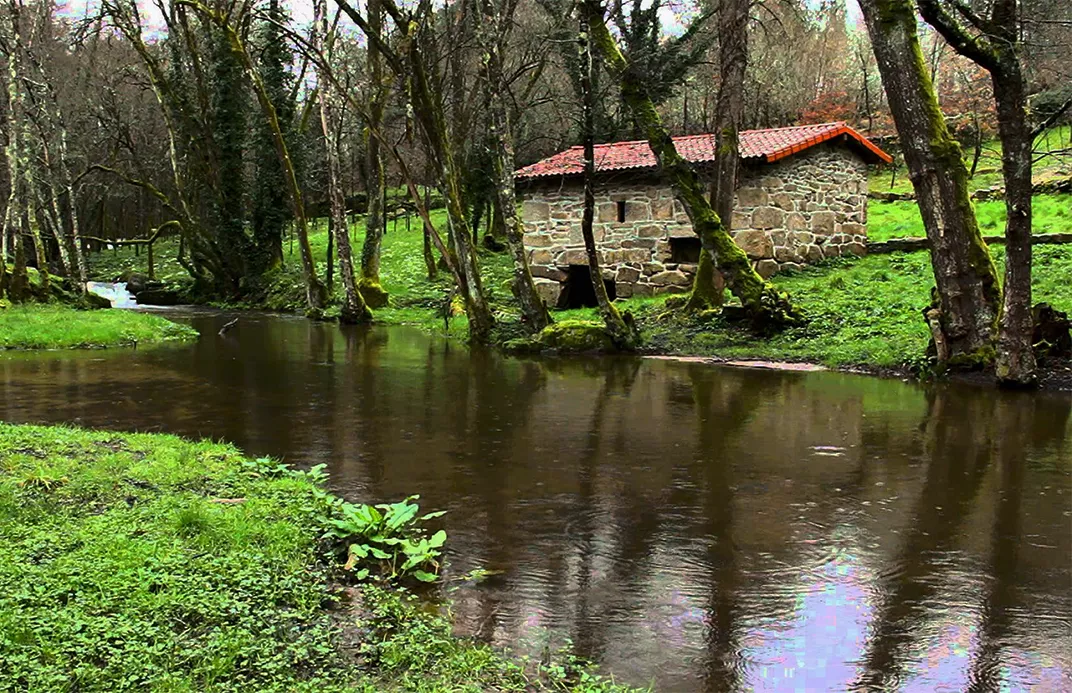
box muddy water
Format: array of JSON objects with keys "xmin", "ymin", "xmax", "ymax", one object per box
[{"xmin": 1, "ymin": 310, "xmax": 1070, "ymax": 691}]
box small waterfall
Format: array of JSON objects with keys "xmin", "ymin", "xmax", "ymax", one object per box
[{"xmin": 85, "ymin": 281, "xmax": 139, "ymax": 309}]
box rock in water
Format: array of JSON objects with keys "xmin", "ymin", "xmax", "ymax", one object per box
[{"xmin": 135, "ymin": 289, "xmax": 181, "ymax": 306}]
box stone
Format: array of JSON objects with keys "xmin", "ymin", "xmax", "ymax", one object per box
[
  {"xmin": 532, "ymin": 278, "xmax": 562, "ymax": 307},
  {"xmin": 771, "ymin": 192, "xmax": 795, "ymax": 210},
  {"xmin": 755, "ymin": 259, "xmax": 779, "ymax": 279},
  {"xmin": 638, "ymin": 224, "xmax": 664, "ymax": 238},
  {"xmin": 135, "ymin": 289, "xmax": 181, "ymax": 306},
  {"xmin": 643, "ymin": 262, "xmax": 664, "ymax": 275},
  {"xmin": 788, "ymin": 231, "xmax": 815, "ymax": 246},
  {"xmin": 125, "ymin": 272, "xmax": 151, "ymax": 295},
  {"xmin": 615, "ymin": 282, "xmax": 634, "ymax": 298},
  {"xmin": 633, "ymin": 283, "xmax": 654, "ymax": 297},
  {"xmin": 622, "ymin": 248, "xmax": 651, "ymax": 263},
  {"xmin": 804, "ymin": 244, "xmax": 824, "ymax": 262},
  {"xmin": 731, "ymin": 211, "xmax": 751, "ymax": 230},
  {"xmin": 597, "ymin": 202, "xmax": 618, "ymax": 223},
  {"xmin": 655, "ymin": 284, "xmax": 689, "ymax": 295},
  {"xmin": 839, "ymin": 222, "xmax": 867, "ymax": 238},
  {"xmin": 668, "ymin": 225, "xmax": 695, "ymax": 238},
  {"xmin": 779, "ymin": 262, "xmax": 804, "ymax": 273},
  {"xmin": 616, "ymin": 266, "xmax": 641, "ymax": 283},
  {"xmin": 734, "ymin": 230, "xmax": 774, "ymax": 259},
  {"xmin": 845, "ymin": 241, "xmax": 867, "ymax": 256},
  {"xmin": 526, "ymin": 234, "xmax": 553, "ymax": 247},
  {"xmin": 523, "ymin": 200, "xmax": 550, "ymax": 220},
  {"xmin": 811, "ymin": 210, "xmax": 836, "ymax": 234},
  {"xmin": 774, "ymin": 245, "xmax": 802, "ymax": 263},
  {"xmin": 736, "ymin": 186, "xmax": 768, "ymax": 208},
  {"xmin": 751, "ymin": 206, "xmax": 785, "ymax": 230},
  {"xmin": 529, "ymin": 249, "xmax": 553, "ymax": 265},
  {"xmin": 651, "ymin": 199, "xmax": 675, "ymax": 220},
  {"xmin": 625, "ymin": 201, "xmax": 651, "ymax": 222},
  {"xmin": 786, "ymin": 213, "xmax": 807, "ymax": 231},
  {"xmin": 560, "ymin": 248, "xmax": 589, "ymax": 265},
  {"xmin": 531, "ymin": 265, "xmax": 568, "ymax": 282},
  {"xmin": 649, "ymin": 270, "xmax": 690, "ymax": 287}
]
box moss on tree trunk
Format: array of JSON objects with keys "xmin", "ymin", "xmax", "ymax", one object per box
[{"xmin": 584, "ymin": 0, "xmax": 800, "ymax": 331}]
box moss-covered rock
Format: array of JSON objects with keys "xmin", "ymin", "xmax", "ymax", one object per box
[
  {"xmin": 358, "ymin": 278, "xmax": 390, "ymax": 308},
  {"xmin": 535, "ymin": 319, "xmax": 616, "ymax": 353}
]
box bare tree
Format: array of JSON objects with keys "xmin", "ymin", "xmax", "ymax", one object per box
[
  {"xmin": 315, "ymin": 0, "xmax": 371, "ymax": 323},
  {"xmin": 477, "ymin": 0, "xmax": 552, "ymax": 332}
]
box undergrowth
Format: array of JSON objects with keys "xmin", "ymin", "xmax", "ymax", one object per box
[{"xmin": 0, "ymin": 422, "xmax": 644, "ymax": 692}]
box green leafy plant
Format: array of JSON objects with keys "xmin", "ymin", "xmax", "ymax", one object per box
[{"xmin": 322, "ymin": 495, "xmax": 447, "ymax": 583}]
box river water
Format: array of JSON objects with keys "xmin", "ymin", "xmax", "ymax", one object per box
[{"xmin": 1, "ymin": 309, "xmax": 1069, "ymax": 691}]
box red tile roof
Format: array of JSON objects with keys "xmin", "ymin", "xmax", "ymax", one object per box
[{"xmin": 514, "ymin": 121, "xmax": 892, "ymax": 180}]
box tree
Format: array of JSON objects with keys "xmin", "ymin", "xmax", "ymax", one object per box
[
  {"xmin": 315, "ymin": 0, "xmax": 372, "ymax": 323},
  {"xmin": 250, "ymin": 0, "xmax": 293, "ymax": 273},
  {"xmin": 357, "ymin": 0, "xmax": 389, "ymax": 308},
  {"xmin": 334, "ymin": 0, "xmax": 496, "ymax": 343},
  {"xmin": 175, "ymin": 0, "xmax": 327, "ymax": 312},
  {"xmin": 477, "ymin": 0, "xmax": 552, "ymax": 333},
  {"xmin": 686, "ymin": 0, "xmax": 749, "ymax": 312},
  {"xmin": 579, "ymin": 5, "xmax": 634, "ymax": 345},
  {"xmin": 915, "ymin": 0, "xmax": 1037, "ymax": 385},
  {"xmin": 583, "ymin": 0, "xmax": 801, "ymax": 331},
  {"xmin": 856, "ymin": 0, "xmax": 1000, "ymax": 365}
]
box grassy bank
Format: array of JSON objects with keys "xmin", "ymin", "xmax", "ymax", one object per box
[
  {"xmin": 0, "ymin": 305, "xmax": 197, "ymax": 350},
  {"xmin": 0, "ymin": 422, "xmax": 640, "ymax": 692},
  {"xmin": 87, "ymin": 188, "xmax": 1072, "ymax": 371}
]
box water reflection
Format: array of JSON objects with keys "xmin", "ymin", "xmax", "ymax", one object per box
[{"xmin": 1, "ymin": 312, "xmax": 1069, "ymax": 691}]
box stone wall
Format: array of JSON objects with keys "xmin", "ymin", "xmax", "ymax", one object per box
[{"xmin": 519, "ymin": 142, "xmax": 870, "ymax": 306}]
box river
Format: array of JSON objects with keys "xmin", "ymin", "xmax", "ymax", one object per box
[{"xmin": 1, "ymin": 308, "xmax": 1069, "ymax": 691}]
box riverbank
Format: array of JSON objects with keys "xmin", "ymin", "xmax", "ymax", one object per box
[
  {"xmin": 0, "ymin": 304, "xmax": 198, "ymax": 350},
  {"xmin": 86, "ymin": 199, "xmax": 1072, "ymax": 380},
  {"xmin": 0, "ymin": 422, "xmax": 641, "ymax": 692}
]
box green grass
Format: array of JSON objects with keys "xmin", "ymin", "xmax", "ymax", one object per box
[
  {"xmin": 869, "ymin": 125, "xmax": 1071, "ymax": 195},
  {"xmin": 868, "ymin": 193, "xmax": 1071, "ymax": 242},
  {"xmin": 89, "ymin": 210, "xmax": 516, "ymax": 337},
  {"xmin": 85, "ymin": 181, "xmax": 1071, "ymax": 371},
  {"xmin": 615, "ymin": 243, "xmax": 1072, "ymax": 369},
  {"xmin": 0, "ymin": 422, "xmax": 643, "ymax": 692},
  {"xmin": 0, "ymin": 305, "xmax": 197, "ymax": 350}
]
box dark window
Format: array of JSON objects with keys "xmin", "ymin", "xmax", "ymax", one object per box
[
  {"xmin": 669, "ymin": 236, "xmax": 702, "ymax": 264},
  {"xmin": 560, "ymin": 265, "xmax": 617, "ymax": 309},
  {"xmin": 616, "ymin": 200, "xmax": 627, "ymax": 223}
]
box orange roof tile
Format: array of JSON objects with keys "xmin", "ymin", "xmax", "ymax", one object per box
[{"xmin": 515, "ymin": 121, "xmax": 892, "ymax": 180}]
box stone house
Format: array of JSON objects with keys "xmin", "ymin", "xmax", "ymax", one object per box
[{"xmin": 514, "ymin": 121, "xmax": 891, "ymax": 307}]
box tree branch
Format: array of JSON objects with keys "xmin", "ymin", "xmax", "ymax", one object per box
[
  {"xmin": 1031, "ymin": 95, "xmax": 1072, "ymax": 142},
  {"xmin": 915, "ymin": 0, "xmax": 999, "ymax": 72}
]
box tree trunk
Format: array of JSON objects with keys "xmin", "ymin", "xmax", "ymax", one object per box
[
  {"xmin": 992, "ymin": 71, "xmax": 1035, "ymax": 384},
  {"xmin": 687, "ymin": 0, "xmax": 747, "ymax": 312},
  {"xmin": 913, "ymin": 0, "xmax": 1035, "ymax": 384},
  {"xmin": 584, "ymin": 0, "xmax": 800, "ymax": 330},
  {"xmin": 857, "ymin": 0, "xmax": 999, "ymax": 363},
  {"xmin": 358, "ymin": 0, "xmax": 389, "ymax": 308},
  {"xmin": 2, "ymin": 1, "xmax": 30, "ymax": 302},
  {"xmin": 580, "ymin": 10, "xmax": 633, "ymax": 346},
  {"xmin": 317, "ymin": 0, "xmax": 372, "ymax": 324},
  {"xmin": 479, "ymin": 0, "xmax": 551, "ymax": 333}
]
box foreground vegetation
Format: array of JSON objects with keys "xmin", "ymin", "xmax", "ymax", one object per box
[
  {"xmin": 0, "ymin": 305, "xmax": 197, "ymax": 350},
  {"xmin": 0, "ymin": 423, "xmax": 641, "ymax": 692}
]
